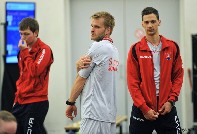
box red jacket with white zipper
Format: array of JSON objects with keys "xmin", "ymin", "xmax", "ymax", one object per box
[
  {"xmin": 14, "ymin": 38, "xmax": 54, "ymax": 104},
  {"xmin": 127, "ymin": 35, "xmax": 184, "ymax": 115}
]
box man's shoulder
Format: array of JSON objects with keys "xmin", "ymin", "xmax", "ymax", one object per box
[
  {"xmin": 161, "ymin": 35, "xmax": 177, "ymax": 45},
  {"xmin": 90, "ymin": 41, "xmax": 105, "ymax": 50},
  {"xmin": 133, "ymin": 36, "xmax": 147, "ymax": 47},
  {"xmin": 165, "ymin": 38, "xmax": 177, "ymax": 44},
  {"xmin": 38, "ymin": 40, "xmax": 52, "ymax": 51},
  {"xmin": 131, "ymin": 39, "xmax": 146, "ymax": 51},
  {"xmin": 164, "ymin": 38, "xmax": 179, "ymax": 53},
  {"xmin": 161, "ymin": 36, "xmax": 180, "ymax": 60}
]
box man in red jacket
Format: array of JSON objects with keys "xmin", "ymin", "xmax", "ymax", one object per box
[
  {"xmin": 12, "ymin": 17, "xmax": 53, "ymax": 134},
  {"xmin": 127, "ymin": 7, "xmax": 183, "ymax": 134}
]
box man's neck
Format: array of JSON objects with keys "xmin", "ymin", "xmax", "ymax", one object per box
[
  {"xmin": 28, "ymin": 38, "xmax": 38, "ymax": 49},
  {"xmin": 146, "ymin": 35, "xmax": 160, "ymax": 46}
]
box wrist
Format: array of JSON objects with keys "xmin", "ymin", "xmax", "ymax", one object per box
[
  {"xmin": 168, "ymin": 101, "xmax": 175, "ymax": 107},
  {"xmin": 66, "ymin": 99, "xmax": 76, "ymax": 106}
]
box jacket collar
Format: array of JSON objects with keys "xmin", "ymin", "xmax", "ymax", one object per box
[
  {"xmin": 139, "ymin": 35, "xmax": 170, "ymax": 51},
  {"xmin": 29, "ymin": 38, "xmax": 42, "ymax": 53}
]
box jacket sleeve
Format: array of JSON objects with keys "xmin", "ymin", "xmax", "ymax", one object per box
[
  {"xmin": 127, "ymin": 45, "xmax": 151, "ymax": 114},
  {"xmin": 168, "ymin": 44, "xmax": 184, "ymax": 102},
  {"xmin": 20, "ymin": 46, "xmax": 53, "ymax": 77}
]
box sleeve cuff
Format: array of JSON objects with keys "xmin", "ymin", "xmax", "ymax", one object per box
[
  {"xmin": 20, "ymin": 48, "xmax": 29, "ymax": 60},
  {"xmin": 139, "ymin": 103, "xmax": 151, "ymax": 115},
  {"xmin": 168, "ymin": 96, "xmax": 177, "ymax": 102}
]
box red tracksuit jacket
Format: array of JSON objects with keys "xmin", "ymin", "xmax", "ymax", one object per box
[
  {"xmin": 14, "ymin": 38, "xmax": 54, "ymax": 104},
  {"xmin": 127, "ymin": 35, "xmax": 184, "ymax": 114}
]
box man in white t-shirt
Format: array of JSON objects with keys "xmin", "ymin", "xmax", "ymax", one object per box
[{"xmin": 65, "ymin": 11, "xmax": 119, "ymax": 134}]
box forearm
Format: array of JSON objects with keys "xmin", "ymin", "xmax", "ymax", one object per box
[
  {"xmin": 170, "ymin": 57, "xmax": 184, "ymax": 101},
  {"xmin": 76, "ymin": 67, "xmax": 80, "ymax": 73},
  {"xmin": 21, "ymin": 48, "xmax": 52, "ymax": 77},
  {"xmin": 127, "ymin": 48, "xmax": 149, "ymax": 114},
  {"xmin": 69, "ymin": 74, "xmax": 86, "ymax": 102},
  {"xmin": 76, "ymin": 57, "xmax": 84, "ymax": 73},
  {"xmin": 76, "ymin": 55, "xmax": 92, "ymax": 73}
]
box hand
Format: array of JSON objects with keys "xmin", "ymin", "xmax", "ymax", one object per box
[
  {"xmin": 159, "ymin": 101, "xmax": 172, "ymax": 115},
  {"xmin": 65, "ymin": 105, "xmax": 77, "ymax": 120},
  {"xmin": 76, "ymin": 56, "xmax": 91, "ymax": 69},
  {"xmin": 18, "ymin": 40, "xmax": 28, "ymax": 50},
  {"xmin": 144, "ymin": 109, "xmax": 159, "ymax": 121}
]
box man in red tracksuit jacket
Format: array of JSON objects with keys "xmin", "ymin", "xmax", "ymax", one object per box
[
  {"xmin": 127, "ymin": 7, "xmax": 184, "ymax": 134},
  {"xmin": 12, "ymin": 17, "xmax": 53, "ymax": 134}
]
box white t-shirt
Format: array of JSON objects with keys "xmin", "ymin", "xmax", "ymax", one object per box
[
  {"xmin": 147, "ymin": 41, "xmax": 162, "ymax": 96},
  {"xmin": 79, "ymin": 39, "xmax": 119, "ymax": 123}
]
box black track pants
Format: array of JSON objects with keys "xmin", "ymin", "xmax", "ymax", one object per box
[
  {"xmin": 12, "ymin": 101, "xmax": 49, "ymax": 134},
  {"xmin": 129, "ymin": 105, "xmax": 182, "ymax": 134}
]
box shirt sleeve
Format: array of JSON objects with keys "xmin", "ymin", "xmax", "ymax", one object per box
[
  {"xmin": 78, "ymin": 42, "xmax": 105, "ymax": 78},
  {"xmin": 20, "ymin": 46, "xmax": 53, "ymax": 77},
  {"xmin": 78, "ymin": 62, "xmax": 96, "ymax": 78},
  {"xmin": 168, "ymin": 43, "xmax": 184, "ymax": 102},
  {"xmin": 127, "ymin": 44, "xmax": 150, "ymax": 114},
  {"xmin": 88, "ymin": 42, "xmax": 106, "ymax": 65}
]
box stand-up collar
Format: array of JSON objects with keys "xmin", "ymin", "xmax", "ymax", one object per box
[
  {"xmin": 29, "ymin": 38, "xmax": 42, "ymax": 53},
  {"xmin": 103, "ymin": 37, "xmax": 113, "ymax": 43},
  {"xmin": 139, "ymin": 35, "xmax": 171, "ymax": 51}
]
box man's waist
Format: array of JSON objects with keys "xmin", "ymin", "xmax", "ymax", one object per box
[{"xmin": 15, "ymin": 95, "xmax": 48, "ymax": 104}]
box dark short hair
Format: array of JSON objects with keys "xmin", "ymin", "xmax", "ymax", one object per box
[
  {"xmin": 141, "ymin": 7, "xmax": 159, "ymax": 21},
  {"xmin": 19, "ymin": 17, "xmax": 39, "ymax": 33}
]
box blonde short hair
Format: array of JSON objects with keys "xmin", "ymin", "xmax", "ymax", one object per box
[
  {"xmin": 91, "ymin": 11, "xmax": 115, "ymax": 35},
  {"xmin": 0, "ymin": 110, "xmax": 16, "ymax": 123}
]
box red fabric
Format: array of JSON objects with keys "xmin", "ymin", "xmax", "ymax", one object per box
[
  {"xmin": 14, "ymin": 38, "xmax": 53, "ymax": 104},
  {"xmin": 127, "ymin": 35, "xmax": 184, "ymax": 115}
]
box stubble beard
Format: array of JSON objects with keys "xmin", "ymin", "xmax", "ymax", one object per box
[{"xmin": 92, "ymin": 32, "xmax": 106, "ymax": 42}]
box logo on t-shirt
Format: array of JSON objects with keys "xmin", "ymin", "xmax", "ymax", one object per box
[{"xmin": 108, "ymin": 58, "xmax": 119, "ymax": 71}]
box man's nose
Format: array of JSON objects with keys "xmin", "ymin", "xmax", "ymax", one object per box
[
  {"xmin": 147, "ymin": 22, "xmax": 153, "ymax": 27},
  {"xmin": 20, "ymin": 35, "xmax": 26, "ymax": 40},
  {"xmin": 91, "ymin": 27, "xmax": 95, "ymax": 31}
]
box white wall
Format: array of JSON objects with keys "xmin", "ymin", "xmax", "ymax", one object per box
[
  {"xmin": 69, "ymin": 0, "xmax": 181, "ymax": 133},
  {"xmin": 0, "ymin": 0, "xmax": 197, "ymax": 134},
  {"xmin": 179, "ymin": 0, "xmax": 197, "ymax": 130},
  {"xmin": 0, "ymin": 1, "xmax": 4, "ymax": 110},
  {"xmin": 0, "ymin": 0, "xmax": 69, "ymax": 134}
]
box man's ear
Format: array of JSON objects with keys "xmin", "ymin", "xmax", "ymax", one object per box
[
  {"xmin": 34, "ymin": 30, "xmax": 39, "ymax": 37},
  {"xmin": 158, "ymin": 20, "xmax": 161, "ymax": 26},
  {"xmin": 141, "ymin": 22, "xmax": 144, "ymax": 28},
  {"xmin": 105, "ymin": 27, "xmax": 111, "ymax": 35}
]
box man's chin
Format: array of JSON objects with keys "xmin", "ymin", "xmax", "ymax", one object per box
[
  {"xmin": 147, "ymin": 32, "xmax": 155, "ymax": 36},
  {"xmin": 91, "ymin": 37, "xmax": 103, "ymax": 42},
  {"xmin": 91, "ymin": 37, "xmax": 98, "ymax": 41}
]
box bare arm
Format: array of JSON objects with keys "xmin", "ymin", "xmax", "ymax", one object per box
[
  {"xmin": 76, "ymin": 56, "xmax": 91, "ymax": 72},
  {"xmin": 65, "ymin": 75, "xmax": 86, "ymax": 120},
  {"xmin": 68, "ymin": 74, "xmax": 87, "ymax": 102}
]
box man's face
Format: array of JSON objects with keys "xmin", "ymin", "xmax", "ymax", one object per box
[
  {"xmin": 90, "ymin": 18, "xmax": 109, "ymax": 42},
  {"xmin": 0, "ymin": 121, "xmax": 17, "ymax": 134},
  {"xmin": 19, "ymin": 28, "xmax": 38, "ymax": 46},
  {"xmin": 142, "ymin": 13, "xmax": 161, "ymax": 36}
]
